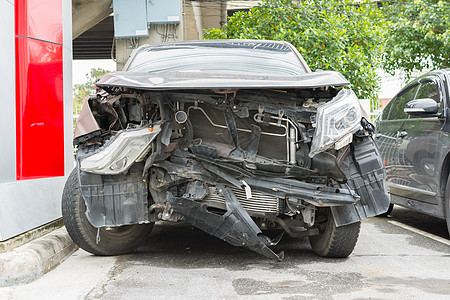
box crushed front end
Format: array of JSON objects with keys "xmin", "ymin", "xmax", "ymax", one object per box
[{"xmin": 69, "ymin": 82, "xmax": 389, "ymax": 260}]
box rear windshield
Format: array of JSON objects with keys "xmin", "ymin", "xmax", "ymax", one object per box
[{"xmin": 126, "ymin": 41, "xmax": 307, "ymax": 76}]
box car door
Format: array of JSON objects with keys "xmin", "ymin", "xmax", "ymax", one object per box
[
  {"xmin": 376, "ymin": 83, "xmax": 419, "ymax": 188},
  {"xmin": 399, "ymin": 78, "xmax": 443, "ymax": 205},
  {"xmin": 376, "ymin": 78, "xmax": 443, "ymax": 206}
]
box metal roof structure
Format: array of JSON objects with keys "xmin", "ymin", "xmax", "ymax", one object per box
[{"xmin": 73, "ymin": 16, "xmax": 115, "ymax": 60}]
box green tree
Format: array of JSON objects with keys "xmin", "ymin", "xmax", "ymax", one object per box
[
  {"xmin": 381, "ymin": 0, "xmax": 449, "ymax": 78},
  {"xmin": 204, "ymin": 0, "xmax": 386, "ymax": 100},
  {"xmin": 73, "ymin": 68, "xmax": 111, "ymax": 115}
]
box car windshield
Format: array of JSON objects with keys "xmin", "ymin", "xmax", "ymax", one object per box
[{"xmin": 126, "ymin": 41, "xmax": 307, "ymax": 75}]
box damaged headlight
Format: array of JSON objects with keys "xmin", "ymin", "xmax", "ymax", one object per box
[
  {"xmin": 80, "ymin": 124, "xmax": 161, "ymax": 175},
  {"xmin": 309, "ymin": 89, "xmax": 362, "ymax": 158}
]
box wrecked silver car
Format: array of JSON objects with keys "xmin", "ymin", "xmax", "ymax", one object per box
[{"xmin": 62, "ymin": 40, "xmax": 389, "ymax": 260}]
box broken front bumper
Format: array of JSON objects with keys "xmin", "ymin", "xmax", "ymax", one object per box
[{"xmin": 77, "ymin": 136, "xmax": 388, "ymax": 261}]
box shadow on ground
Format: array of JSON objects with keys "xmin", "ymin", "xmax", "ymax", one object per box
[
  {"xmin": 124, "ymin": 222, "xmax": 348, "ymax": 271},
  {"xmin": 386, "ymin": 205, "xmax": 448, "ymax": 239}
]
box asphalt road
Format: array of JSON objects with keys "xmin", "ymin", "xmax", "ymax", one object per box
[{"xmin": 1, "ymin": 205, "xmax": 449, "ymax": 300}]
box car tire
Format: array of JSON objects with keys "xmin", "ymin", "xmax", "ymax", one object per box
[
  {"xmin": 308, "ymin": 208, "xmax": 361, "ymax": 258},
  {"xmin": 62, "ymin": 169, "xmax": 154, "ymax": 255},
  {"xmin": 445, "ymin": 177, "xmax": 450, "ymax": 236}
]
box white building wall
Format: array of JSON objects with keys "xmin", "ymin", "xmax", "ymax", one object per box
[
  {"xmin": 0, "ymin": 0, "xmax": 16, "ymax": 184},
  {"xmin": 63, "ymin": 0, "xmax": 74, "ymax": 176}
]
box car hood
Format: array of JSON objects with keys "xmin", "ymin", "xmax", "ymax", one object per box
[{"xmin": 96, "ymin": 70, "xmax": 349, "ymax": 90}]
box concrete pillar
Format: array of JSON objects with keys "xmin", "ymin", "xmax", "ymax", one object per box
[
  {"xmin": 200, "ymin": 0, "xmax": 226, "ymax": 32},
  {"xmin": 191, "ymin": 1, "xmax": 203, "ymax": 40}
]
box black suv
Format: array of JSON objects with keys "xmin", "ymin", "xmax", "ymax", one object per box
[{"xmin": 375, "ymin": 69, "xmax": 450, "ymax": 233}]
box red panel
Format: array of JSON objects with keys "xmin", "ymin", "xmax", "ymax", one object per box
[
  {"xmin": 15, "ymin": 0, "xmax": 62, "ymax": 44},
  {"xmin": 16, "ymin": 37, "xmax": 64, "ymax": 180}
]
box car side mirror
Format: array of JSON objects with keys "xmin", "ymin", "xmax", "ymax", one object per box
[{"xmin": 404, "ymin": 98, "xmax": 439, "ymax": 116}]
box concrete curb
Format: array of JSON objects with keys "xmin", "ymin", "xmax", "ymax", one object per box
[{"xmin": 0, "ymin": 227, "xmax": 78, "ymax": 287}]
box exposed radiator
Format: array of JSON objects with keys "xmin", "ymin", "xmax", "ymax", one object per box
[{"xmin": 202, "ymin": 186, "xmax": 280, "ymax": 215}]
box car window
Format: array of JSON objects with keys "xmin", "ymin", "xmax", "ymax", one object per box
[
  {"xmin": 416, "ymin": 80, "xmax": 440, "ymax": 102},
  {"xmin": 126, "ymin": 42, "xmax": 307, "ymax": 75},
  {"xmin": 386, "ymin": 84, "xmax": 419, "ymax": 120},
  {"xmin": 380, "ymin": 98, "xmax": 393, "ymax": 121},
  {"xmin": 410, "ymin": 79, "xmax": 443, "ymax": 117}
]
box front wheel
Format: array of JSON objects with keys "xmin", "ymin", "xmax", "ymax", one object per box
[
  {"xmin": 62, "ymin": 169, "xmax": 154, "ymax": 255},
  {"xmin": 309, "ymin": 208, "xmax": 360, "ymax": 258},
  {"xmin": 444, "ymin": 177, "xmax": 450, "ymax": 236}
]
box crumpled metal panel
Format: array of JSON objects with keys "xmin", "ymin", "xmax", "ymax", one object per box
[
  {"xmin": 79, "ymin": 169, "xmax": 149, "ymax": 227},
  {"xmin": 96, "ymin": 70, "xmax": 349, "ymax": 91},
  {"xmin": 167, "ymin": 186, "xmax": 284, "ymax": 261},
  {"xmin": 331, "ymin": 137, "xmax": 390, "ymax": 226}
]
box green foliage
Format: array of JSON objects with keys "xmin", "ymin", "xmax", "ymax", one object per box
[
  {"xmin": 382, "ymin": 0, "xmax": 449, "ymax": 78},
  {"xmin": 73, "ymin": 68, "xmax": 111, "ymax": 114},
  {"xmin": 204, "ymin": 0, "xmax": 386, "ymax": 100}
]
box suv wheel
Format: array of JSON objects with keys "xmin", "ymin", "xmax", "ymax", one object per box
[
  {"xmin": 308, "ymin": 208, "xmax": 361, "ymax": 258},
  {"xmin": 62, "ymin": 169, "xmax": 154, "ymax": 255},
  {"xmin": 445, "ymin": 177, "xmax": 450, "ymax": 236}
]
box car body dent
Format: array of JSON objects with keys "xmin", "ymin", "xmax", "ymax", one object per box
[{"xmin": 96, "ymin": 69, "xmax": 350, "ymax": 91}]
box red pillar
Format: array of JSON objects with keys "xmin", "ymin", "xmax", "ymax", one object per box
[{"xmin": 15, "ymin": 0, "xmax": 64, "ymax": 180}]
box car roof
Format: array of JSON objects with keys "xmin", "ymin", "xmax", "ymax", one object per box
[{"xmin": 401, "ymin": 69, "xmax": 450, "ymax": 89}]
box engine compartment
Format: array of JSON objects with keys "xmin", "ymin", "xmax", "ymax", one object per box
[{"xmin": 77, "ymin": 88, "xmax": 338, "ymax": 167}]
